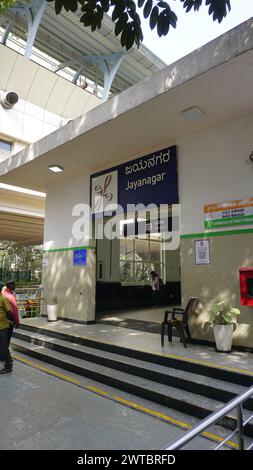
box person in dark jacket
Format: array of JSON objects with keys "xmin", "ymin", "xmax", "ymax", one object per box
[{"xmin": 150, "ymin": 271, "xmax": 160, "ymax": 305}]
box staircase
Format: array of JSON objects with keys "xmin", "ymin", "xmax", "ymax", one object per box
[{"xmin": 12, "ymin": 323, "xmax": 253, "ymax": 438}]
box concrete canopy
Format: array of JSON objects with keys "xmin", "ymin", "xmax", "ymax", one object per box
[
  {"xmin": 0, "ymin": 185, "xmax": 45, "ymax": 244},
  {"xmin": 0, "ymin": 19, "xmax": 253, "ymax": 192}
]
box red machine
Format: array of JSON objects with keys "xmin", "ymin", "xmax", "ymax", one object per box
[{"xmin": 239, "ymin": 267, "xmax": 253, "ymax": 306}]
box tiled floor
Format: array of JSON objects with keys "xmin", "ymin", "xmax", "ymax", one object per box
[{"xmin": 98, "ymin": 306, "xmax": 165, "ymax": 323}]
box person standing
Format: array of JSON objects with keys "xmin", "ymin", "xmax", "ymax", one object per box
[
  {"xmin": 0, "ymin": 282, "xmax": 13, "ymax": 374},
  {"xmin": 150, "ymin": 270, "xmax": 160, "ymax": 305},
  {"xmin": 2, "ymin": 280, "xmax": 20, "ymax": 346}
]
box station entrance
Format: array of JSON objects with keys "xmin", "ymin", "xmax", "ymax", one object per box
[{"xmin": 95, "ymin": 206, "xmax": 181, "ymax": 329}]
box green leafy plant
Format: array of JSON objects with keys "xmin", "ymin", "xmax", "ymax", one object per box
[
  {"xmin": 50, "ymin": 295, "xmax": 58, "ymax": 305},
  {"xmin": 2, "ymin": 1, "xmax": 232, "ymax": 51},
  {"xmin": 0, "ymin": 0, "xmax": 16, "ymax": 15},
  {"xmin": 208, "ymin": 301, "xmax": 240, "ymax": 325},
  {"xmin": 46, "ymin": 0, "xmax": 231, "ymax": 50}
]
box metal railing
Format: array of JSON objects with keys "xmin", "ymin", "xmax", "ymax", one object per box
[
  {"xmin": 162, "ymin": 385, "xmax": 253, "ymax": 451},
  {"xmin": 16, "ymin": 287, "xmax": 44, "ymax": 319}
]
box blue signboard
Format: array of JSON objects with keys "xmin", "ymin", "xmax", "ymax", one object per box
[
  {"xmin": 91, "ymin": 146, "xmax": 178, "ymax": 214},
  {"xmin": 73, "ymin": 249, "xmax": 87, "ymax": 266}
]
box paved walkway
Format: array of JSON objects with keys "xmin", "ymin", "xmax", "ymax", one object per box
[
  {"xmin": 20, "ymin": 317, "xmax": 253, "ymax": 378},
  {"xmin": 0, "ymin": 358, "xmax": 184, "ymax": 450}
]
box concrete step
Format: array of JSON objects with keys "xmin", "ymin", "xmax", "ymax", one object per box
[
  {"xmin": 19, "ymin": 322, "xmax": 253, "ymax": 387},
  {"xmin": 13, "ymin": 349, "xmax": 244, "ymax": 451},
  {"xmin": 13, "ymin": 329, "xmax": 253, "ymax": 408},
  {"xmin": 11, "ymin": 335, "xmax": 253, "ymax": 437}
]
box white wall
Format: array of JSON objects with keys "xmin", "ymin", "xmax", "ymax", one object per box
[
  {"xmin": 178, "ymin": 112, "xmax": 253, "ymax": 235},
  {"xmin": 44, "ymin": 173, "xmax": 91, "ymax": 250},
  {"xmin": 43, "ymin": 112, "xmax": 253, "ymax": 277},
  {"xmin": 0, "ymin": 91, "xmax": 68, "ymax": 145}
]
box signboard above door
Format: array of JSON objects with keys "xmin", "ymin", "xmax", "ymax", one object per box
[{"xmin": 91, "ymin": 146, "xmax": 178, "ymax": 215}]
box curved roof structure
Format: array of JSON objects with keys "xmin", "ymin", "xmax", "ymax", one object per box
[{"xmin": 1, "ymin": 0, "xmax": 166, "ymax": 97}]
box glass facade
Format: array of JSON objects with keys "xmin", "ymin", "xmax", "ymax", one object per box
[{"xmin": 120, "ymin": 233, "xmax": 164, "ymax": 284}]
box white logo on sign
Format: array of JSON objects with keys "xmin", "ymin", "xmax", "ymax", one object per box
[{"xmin": 92, "ymin": 171, "xmax": 118, "ymax": 214}]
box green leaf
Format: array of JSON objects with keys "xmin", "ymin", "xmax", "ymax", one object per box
[
  {"xmin": 62, "ymin": 0, "xmax": 78, "ymax": 12},
  {"xmin": 169, "ymin": 10, "xmax": 177, "ymax": 28},
  {"xmin": 149, "ymin": 6, "xmax": 159, "ymax": 30},
  {"xmin": 80, "ymin": 12, "xmax": 94, "ymax": 27},
  {"xmin": 157, "ymin": 13, "xmax": 164, "ymax": 37},
  {"xmin": 100, "ymin": 0, "xmax": 110, "ymax": 12},
  {"xmin": 230, "ymin": 308, "xmax": 240, "ymax": 316},
  {"xmin": 143, "ymin": 0, "xmax": 153, "ymax": 19},
  {"xmin": 125, "ymin": 30, "xmax": 135, "ymax": 50},
  {"xmin": 115, "ymin": 18, "xmax": 126, "ymax": 37},
  {"xmin": 120, "ymin": 26, "xmax": 128, "ymax": 47},
  {"xmin": 112, "ymin": 1, "xmax": 126, "ymax": 22},
  {"xmin": 157, "ymin": 11, "xmax": 170, "ymax": 37},
  {"xmin": 55, "ymin": 0, "xmax": 63, "ymax": 15},
  {"xmin": 97, "ymin": 4, "xmax": 104, "ymax": 23},
  {"xmin": 157, "ymin": 1, "xmax": 170, "ymax": 8}
]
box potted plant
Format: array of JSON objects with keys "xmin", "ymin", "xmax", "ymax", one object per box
[
  {"xmin": 208, "ymin": 301, "xmax": 240, "ymax": 352},
  {"xmin": 47, "ymin": 295, "xmax": 58, "ymax": 322}
]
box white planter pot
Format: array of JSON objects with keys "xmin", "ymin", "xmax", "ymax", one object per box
[
  {"xmin": 47, "ymin": 304, "xmax": 58, "ymax": 322},
  {"xmin": 213, "ymin": 324, "xmax": 233, "ymax": 352}
]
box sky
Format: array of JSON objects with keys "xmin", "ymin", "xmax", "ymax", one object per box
[{"xmin": 140, "ymin": 0, "xmax": 253, "ymax": 64}]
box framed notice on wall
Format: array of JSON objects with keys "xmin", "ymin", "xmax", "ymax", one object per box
[
  {"xmin": 73, "ymin": 249, "xmax": 87, "ymax": 266},
  {"xmin": 195, "ymin": 240, "xmax": 210, "ymax": 265}
]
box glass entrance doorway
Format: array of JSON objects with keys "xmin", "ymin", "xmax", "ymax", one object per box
[{"xmin": 95, "ymin": 206, "xmax": 181, "ymax": 326}]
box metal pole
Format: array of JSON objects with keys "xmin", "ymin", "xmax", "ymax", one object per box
[
  {"xmin": 162, "ymin": 385, "xmax": 253, "ymax": 450},
  {"xmin": 237, "ymin": 404, "xmax": 244, "ymax": 450}
]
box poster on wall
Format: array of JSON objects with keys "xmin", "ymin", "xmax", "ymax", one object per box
[
  {"xmin": 73, "ymin": 249, "xmax": 87, "ymax": 266},
  {"xmin": 195, "ymin": 240, "xmax": 210, "ymax": 265},
  {"xmin": 90, "ymin": 146, "xmax": 178, "ymax": 215},
  {"xmin": 204, "ymin": 198, "xmax": 253, "ymax": 229}
]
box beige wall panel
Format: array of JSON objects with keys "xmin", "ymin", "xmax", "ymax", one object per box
[
  {"xmin": 178, "ymin": 112, "xmax": 253, "ymax": 235},
  {"xmin": 165, "ymin": 248, "xmax": 180, "ymax": 282},
  {"xmin": 27, "ymin": 68, "xmax": 58, "ymax": 108},
  {"xmin": 42, "ymin": 249, "xmax": 96, "ymax": 323},
  {"xmin": 81, "ymin": 94, "xmax": 101, "ymax": 115},
  {"xmin": 46, "ymin": 78, "xmax": 77, "ymax": 116},
  {"xmin": 0, "ymin": 44, "xmax": 17, "ymax": 90},
  {"xmin": 62, "ymin": 88, "xmax": 99, "ymax": 119},
  {"xmin": 7, "ymin": 56, "xmax": 39, "ymax": 98},
  {"xmin": 181, "ymin": 234, "xmax": 253, "ymax": 348},
  {"xmin": 44, "ymin": 173, "xmax": 90, "ymax": 250}
]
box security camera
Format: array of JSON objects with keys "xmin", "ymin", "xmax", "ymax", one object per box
[{"xmin": 0, "ymin": 91, "xmax": 19, "ymax": 109}]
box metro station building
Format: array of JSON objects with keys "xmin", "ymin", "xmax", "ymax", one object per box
[{"xmin": 1, "ymin": 5, "xmax": 253, "ymax": 349}]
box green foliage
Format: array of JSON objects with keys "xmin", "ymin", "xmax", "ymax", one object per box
[
  {"xmin": 1, "ymin": 1, "xmax": 231, "ymax": 50},
  {"xmin": 50, "ymin": 295, "xmax": 58, "ymax": 304},
  {"xmin": 0, "ymin": 0, "xmax": 16, "ymax": 14},
  {"xmin": 208, "ymin": 301, "xmax": 240, "ymax": 325},
  {"xmin": 46, "ymin": 0, "xmax": 231, "ymax": 50},
  {"xmin": 0, "ymin": 241, "xmax": 42, "ymax": 273}
]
